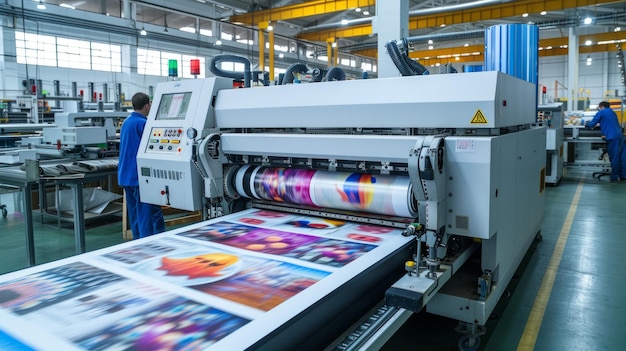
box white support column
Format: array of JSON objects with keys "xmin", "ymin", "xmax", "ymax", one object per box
[
  {"xmin": 122, "ymin": 0, "xmax": 131, "ymax": 20},
  {"xmin": 375, "ymin": 0, "xmax": 408, "ymax": 78},
  {"xmin": 567, "ymin": 27, "xmax": 579, "ymax": 111}
]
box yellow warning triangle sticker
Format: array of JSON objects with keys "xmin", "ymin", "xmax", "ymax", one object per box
[{"xmin": 470, "ymin": 109, "xmax": 488, "ymax": 124}]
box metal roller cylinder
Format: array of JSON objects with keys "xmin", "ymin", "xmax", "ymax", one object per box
[{"xmin": 230, "ymin": 165, "xmax": 417, "ymax": 218}]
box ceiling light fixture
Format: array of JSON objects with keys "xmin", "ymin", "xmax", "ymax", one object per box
[
  {"xmin": 586, "ymin": 56, "xmax": 592, "ymax": 65},
  {"xmin": 140, "ymin": 28, "xmax": 147, "ymax": 36},
  {"xmin": 340, "ymin": 19, "xmax": 349, "ymax": 25},
  {"xmin": 522, "ymin": 13, "xmax": 528, "ymax": 17},
  {"xmin": 615, "ymin": 27, "xmax": 622, "ymax": 32},
  {"xmin": 363, "ymin": 10, "xmax": 369, "ymax": 16},
  {"xmin": 215, "ymin": 40, "xmax": 222, "ymax": 45},
  {"xmin": 279, "ymin": 53, "xmax": 284, "ymax": 58},
  {"xmin": 59, "ymin": 3, "xmax": 75, "ymax": 10},
  {"xmin": 583, "ymin": 16, "xmax": 593, "ymax": 25},
  {"xmin": 428, "ymin": 45, "xmax": 434, "ymax": 50},
  {"xmin": 267, "ymin": 24, "xmax": 274, "ymax": 31},
  {"xmin": 540, "ymin": 11, "xmax": 547, "ymax": 15},
  {"xmin": 428, "ymin": 40, "xmax": 433, "ymax": 44},
  {"xmin": 440, "ymin": 23, "xmax": 446, "ymax": 27},
  {"xmin": 464, "ymin": 43, "xmax": 469, "ymax": 47},
  {"xmin": 355, "ymin": 7, "xmax": 361, "ymax": 12},
  {"xmin": 37, "ymin": 0, "xmax": 46, "ymax": 10},
  {"xmin": 585, "ymin": 40, "xmax": 592, "ymax": 46}
]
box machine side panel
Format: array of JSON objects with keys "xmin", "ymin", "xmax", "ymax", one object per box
[
  {"xmin": 215, "ymin": 71, "xmax": 535, "ymax": 129},
  {"xmin": 137, "ymin": 78, "xmax": 231, "ymax": 211}
]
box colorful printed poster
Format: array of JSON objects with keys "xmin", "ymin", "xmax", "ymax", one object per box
[
  {"xmin": 127, "ymin": 246, "xmax": 330, "ymax": 311},
  {"xmin": 0, "ymin": 262, "xmax": 125, "ymax": 316},
  {"xmin": 177, "ymin": 221, "xmax": 376, "ymax": 267},
  {"xmin": 75, "ymin": 296, "xmax": 249, "ymax": 350},
  {"xmin": 283, "ymin": 238, "xmax": 376, "ymax": 267},
  {"xmin": 103, "ymin": 237, "xmax": 198, "ymax": 265}
]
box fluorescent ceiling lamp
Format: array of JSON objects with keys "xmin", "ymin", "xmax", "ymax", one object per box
[
  {"xmin": 180, "ymin": 27, "xmax": 196, "ymax": 33},
  {"xmin": 59, "ymin": 3, "xmax": 75, "ymax": 9},
  {"xmin": 37, "ymin": 1, "xmax": 46, "ymax": 10}
]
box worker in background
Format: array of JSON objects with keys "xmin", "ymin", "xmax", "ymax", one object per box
[
  {"xmin": 585, "ymin": 101, "xmax": 626, "ymax": 182},
  {"xmin": 118, "ymin": 92, "xmax": 165, "ymax": 238}
]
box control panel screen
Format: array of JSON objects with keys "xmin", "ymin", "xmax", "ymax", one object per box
[{"xmin": 155, "ymin": 92, "xmax": 192, "ymax": 120}]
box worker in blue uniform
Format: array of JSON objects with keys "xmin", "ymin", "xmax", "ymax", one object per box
[
  {"xmin": 585, "ymin": 101, "xmax": 626, "ymax": 182},
  {"xmin": 118, "ymin": 92, "xmax": 165, "ymax": 239}
]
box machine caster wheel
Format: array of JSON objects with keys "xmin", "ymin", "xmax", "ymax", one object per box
[
  {"xmin": 1, "ymin": 208, "xmax": 6, "ymax": 218},
  {"xmin": 503, "ymin": 290, "xmax": 511, "ymax": 298},
  {"xmin": 535, "ymin": 233, "xmax": 543, "ymax": 242},
  {"xmin": 457, "ymin": 334, "xmax": 481, "ymax": 351}
]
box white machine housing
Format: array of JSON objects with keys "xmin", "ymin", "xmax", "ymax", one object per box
[
  {"xmin": 137, "ymin": 78, "xmax": 232, "ymax": 211},
  {"xmin": 138, "ymin": 71, "xmax": 546, "ymax": 339}
]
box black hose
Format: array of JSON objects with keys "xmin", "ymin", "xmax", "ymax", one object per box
[
  {"xmin": 311, "ymin": 68, "xmax": 325, "ymax": 82},
  {"xmin": 385, "ymin": 40, "xmax": 413, "ymax": 76},
  {"xmin": 209, "ymin": 54, "xmax": 251, "ymax": 88},
  {"xmin": 324, "ymin": 66, "xmax": 346, "ymax": 81},
  {"xmin": 406, "ymin": 57, "xmax": 429, "ymax": 75},
  {"xmin": 281, "ymin": 63, "xmax": 308, "ymax": 85}
]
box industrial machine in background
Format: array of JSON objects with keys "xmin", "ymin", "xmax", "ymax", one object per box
[
  {"xmin": 134, "ymin": 71, "xmax": 545, "ymax": 349},
  {"xmin": 537, "ymin": 103, "xmax": 564, "ymax": 185}
]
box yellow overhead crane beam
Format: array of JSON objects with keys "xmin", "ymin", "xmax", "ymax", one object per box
[
  {"xmin": 298, "ymin": 0, "xmax": 622, "ymax": 42},
  {"xmin": 229, "ymin": 0, "xmax": 375, "ymax": 25},
  {"xmin": 408, "ymin": 31, "xmax": 626, "ymax": 66}
]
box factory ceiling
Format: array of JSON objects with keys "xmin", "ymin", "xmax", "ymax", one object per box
[{"xmin": 35, "ymin": 0, "xmax": 626, "ymax": 62}]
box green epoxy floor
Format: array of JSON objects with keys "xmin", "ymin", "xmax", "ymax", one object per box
[{"xmin": 1, "ymin": 168, "xmax": 625, "ymax": 350}]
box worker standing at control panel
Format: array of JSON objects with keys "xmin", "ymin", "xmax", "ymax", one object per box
[
  {"xmin": 585, "ymin": 101, "xmax": 626, "ymax": 182},
  {"xmin": 118, "ymin": 92, "xmax": 166, "ymax": 239}
]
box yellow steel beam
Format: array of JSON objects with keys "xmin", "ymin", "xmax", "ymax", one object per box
[
  {"xmin": 297, "ymin": 0, "xmax": 621, "ymax": 42},
  {"xmin": 408, "ymin": 32, "xmax": 626, "ymax": 67},
  {"xmin": 230, "ymin": 0, "xmax": 375, "ymax": 25},
  {"xmin": 297, "ymin": 23, "xmax": 372, "ymax": 41},
  {"xmin": 409, "ymin": 0, "xmax": 621, "ymax": 30}
]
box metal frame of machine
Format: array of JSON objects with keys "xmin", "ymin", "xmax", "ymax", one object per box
[{"xmin": 134, "ymin": 71, "xmax": 546, "ymax": 349}]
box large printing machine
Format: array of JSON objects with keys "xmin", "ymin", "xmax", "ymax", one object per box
[{"xmin": 0, "ymin": 72, "xmax": 545, "ymax": 351}]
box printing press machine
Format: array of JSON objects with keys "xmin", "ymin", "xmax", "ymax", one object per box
[{"xmin": 0, "ymin": 72, "xmax": 545, "ymax": 350}]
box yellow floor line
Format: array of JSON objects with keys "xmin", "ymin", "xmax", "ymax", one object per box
[{"xmin": 516, "ymin": 179, "xmax": 585, "ymax": 351}]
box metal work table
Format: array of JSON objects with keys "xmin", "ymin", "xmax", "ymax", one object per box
[{"xmin": 0, "ymin": 160, "xmax": 119, "ymax": 265}]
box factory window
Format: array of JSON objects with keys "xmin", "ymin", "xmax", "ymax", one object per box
[
  {"xmin": 15, "ymin": 31, "xmax": 57, "ymax": 67},
  {"xmin": 16, "ymin": 32, "xmax": 121, "ymax": 72},
  {"xmin": 137, "ymin": 48, "xmax": 162, "ymax": 76},
  {"xmin": 220, "ymin": 61, "xmax": 245, "ymax": 72},
  {"xmin": 57, "ymin": 37, "xmax": 91, "ymax": 70},
  {"xmin": 91, "ymin": 42, "xmax": 122, "ymax": 72}
]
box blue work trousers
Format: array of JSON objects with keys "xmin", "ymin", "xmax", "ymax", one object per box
[
  {"xmin": 124, "ymin": 186, "xmax": 165, "ymax": 239},
  {"xmin": 605, "ymin": 136, "xmax": 626, "ymax": 181}
]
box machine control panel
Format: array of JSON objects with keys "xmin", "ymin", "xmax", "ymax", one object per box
[{"xmin": 146, "ymin": 127, "xmax": 184, "ymax": 153}]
